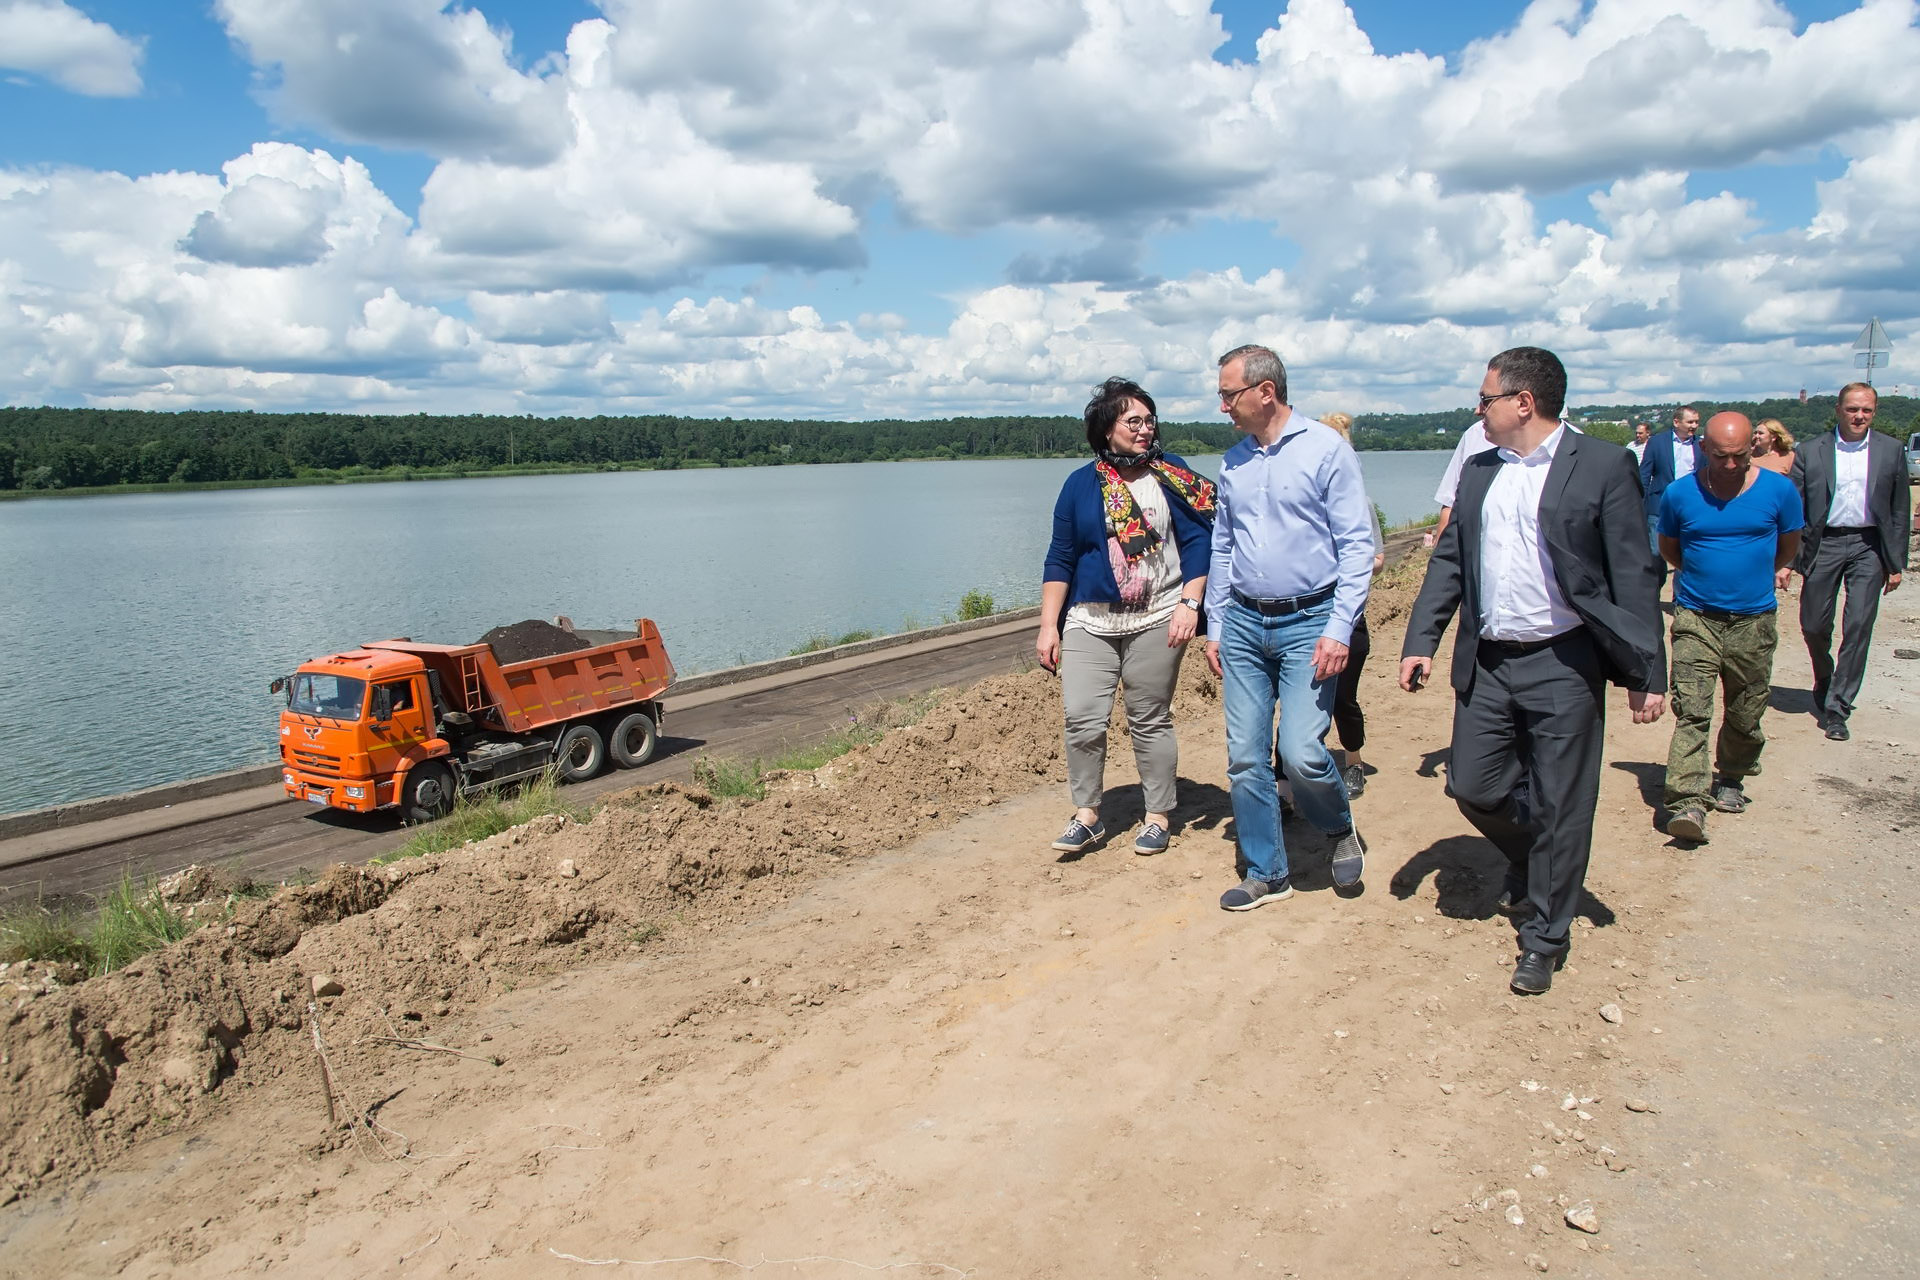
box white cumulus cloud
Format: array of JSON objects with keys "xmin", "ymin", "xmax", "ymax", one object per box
[{"xmin": 0, "ymin": 0, "xmax": 142, "ymax": 95}]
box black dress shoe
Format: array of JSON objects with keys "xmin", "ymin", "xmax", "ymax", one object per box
[
  {"xmin": 1511, "ymin": 950, "xmax": 1565, "ymax": 995},
  {"xmin": 1825, "ymin": 719, "xmax": 1850, "ymax": 742}
]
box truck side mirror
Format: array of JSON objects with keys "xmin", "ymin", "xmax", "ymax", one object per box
[
  {"xmin": 269, "ymin": 676, "xmax": 287, "ymax": 696},
  {"xmin": 370, "ymin": 688, "xmax": 393, "ymax": 723}
]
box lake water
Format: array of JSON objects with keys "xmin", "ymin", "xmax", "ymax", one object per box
[{"xmin": 0, "ymin": 451, "xmax": 1449, "ymax": 814}]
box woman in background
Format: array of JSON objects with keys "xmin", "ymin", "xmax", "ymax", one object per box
[
  {"xmin": 1281, "ymin": 412, "xmax": 1383, "ymax": 799},
  {"xmin": 1753, "ymin": 419, "xmax": 1795, "ymax": 474},
  {"xmin": 1037, "ymin": 378, "xmax": 1215, "ymax": 855}
]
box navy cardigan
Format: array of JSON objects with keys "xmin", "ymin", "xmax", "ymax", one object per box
[{"xmin": 1041, "ymin": 457, "xmax": 1214, "ymax": 633}]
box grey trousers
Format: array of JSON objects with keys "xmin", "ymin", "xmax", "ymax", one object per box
[
  {"xmin": 1800, "ymin": 529, "xmax": 1888, "ymax": 723},
  {"xmin": 1060, "ymin": 620, "xmax": 1188, "ymax": 815}
]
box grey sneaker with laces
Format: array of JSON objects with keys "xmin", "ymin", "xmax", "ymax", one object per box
[
  {"xmin": 1219, "ymin": 875, "xmax": 1293, "ymax": 911},
  {"xmin": 1329, "ymin": 825, "xmax": 1366, "ymax": 887}
]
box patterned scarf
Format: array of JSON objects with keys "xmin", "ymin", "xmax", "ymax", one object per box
[{"xmin": 1095, "ymin": 449, "xmax": 1217, "ymax": 604}]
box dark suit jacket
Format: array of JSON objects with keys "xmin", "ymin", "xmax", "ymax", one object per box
[
  {"xmin": 1638, "ymin": 428, "xmax": 1702, "ymax": 503},
  {"xmin": 1403, "ymin": 431, "xmax": 1666, "ymax": 695},
  {"xmin": 1787, "ymin": 429, "xmax": 1911, "ymax": 577}
]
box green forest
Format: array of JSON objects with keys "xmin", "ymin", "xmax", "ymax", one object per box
[{"xmin": 1, "ymin": 393, "xmax": 1914, "ymax": 494}]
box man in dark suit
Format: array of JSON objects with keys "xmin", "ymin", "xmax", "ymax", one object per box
[
  {"xmin": 1779, "ymin": 382, "xmax": 1910, "ymax": 740},
  {"xmin": 1400, "ymin": 347, "xmax": 1667, "ymax": 997},
  {"xmin": 1640, "ymin": 405, "xmax": 1702, "ymax": 585}
]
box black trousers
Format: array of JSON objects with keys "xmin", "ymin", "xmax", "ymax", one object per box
[
  {"xmin": 1331, "ymin": 613, "xmax": 1370, "ymax": 752},
  {"xmin": 1799, "ymin": 529, "xmax": 1888, "ymax": 723},
  {"xmin": 1446, "ymin": 630, "xmax": 1606, "ymax": 958}
]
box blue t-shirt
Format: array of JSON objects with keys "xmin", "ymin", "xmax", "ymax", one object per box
[{"xmin": 1657, "ymin": 469, "xmax": 1803, "ymax": 614}]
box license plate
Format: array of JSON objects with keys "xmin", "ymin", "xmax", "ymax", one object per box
[{"xmin": 306, "ymin": 791, "xmax": 329, "ymax": 805}]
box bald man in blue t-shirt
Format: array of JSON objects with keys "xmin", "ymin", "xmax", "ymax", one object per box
[{"xmin": 1655, "ymin": 412, "xmax": 1804, "ymax": 843}]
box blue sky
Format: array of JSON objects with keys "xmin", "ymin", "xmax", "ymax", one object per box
[{"xmin": 2, "ymin": 0, "xmax": 1917, "ymax": 419}]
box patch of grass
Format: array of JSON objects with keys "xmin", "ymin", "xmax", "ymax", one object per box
[
  {"xmin": 695, "ymin": 689, "xmax": 951, "ymax": 799},
  {"xmin": 788, "ymin": 629, "xmax": 882, "ymax": 655},
  {"xmin": 629, "ymin": 922, "xmax": 664, "ymax": 945},
  {"xmin": 955, "ymin": 588, "xmax": 996, "ymax": 621},
  {"xmin": 692, "ymin": 754, "xmax": 768, "ymax": 800},
  {"xmin": 0, "ymin": 901, "xmax": 92, "ymax": 967},
  {"xmin": 377, "ymin": 770, "xmax": 590, "ymax": 862},
  {"xmin": 3, "ymin": 877, "xmax": 201, "ymax": 977},
  {"xmin": 89, "ymin": 874, "xmax": 195, "ymax": 977}
]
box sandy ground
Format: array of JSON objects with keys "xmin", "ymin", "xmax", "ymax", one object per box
[{"xmin": 2, "ymin": 555, "xmax": 1916, "ymax": 1279}]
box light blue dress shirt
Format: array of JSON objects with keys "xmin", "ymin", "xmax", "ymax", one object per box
[{"xmin": 1204, "ymin": 415, "xmax": 1376, "ymax": 644}]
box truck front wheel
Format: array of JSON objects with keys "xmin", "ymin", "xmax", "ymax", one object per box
[
  {"xmin": 401, "ymin": 762, "xmax": 456, "ymax": 823},
  {"xmin": 606, "ymin": 711, "xmax": 658, "ymax": 768},
  {"xmin": 554, "ymin": 723, "xmax": 605, "ymax": 783}
]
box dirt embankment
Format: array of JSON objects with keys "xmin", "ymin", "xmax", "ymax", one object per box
[{"xmin": 1, "ymin": 664, "xmax": 1084, "ymax": 1201}]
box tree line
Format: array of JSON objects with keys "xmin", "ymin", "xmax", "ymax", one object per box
[{"xmin": 1, "ymin": 394, "xmax": 1912, "ymax": 492}]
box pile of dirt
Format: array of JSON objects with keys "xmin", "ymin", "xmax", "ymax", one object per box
[
  {"xmin": 0, "ymin": 668, "xmax": 1071, "ymax": 1201},
  {"xmin": 474, "ymin": 618, "xmax": 589, "ymax": 665}
]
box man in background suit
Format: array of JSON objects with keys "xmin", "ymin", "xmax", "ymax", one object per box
[
  {"xmin": 1640, "ymin": 405, "xmax": 1702, "ymax": 586},
  {"xmin": 1401, "ymin": 347, "xmax": 1666, "ymax": 996},
  {"xmin": 1780, "ymin": 383, "xmax": 1910, "ymax": 740}
]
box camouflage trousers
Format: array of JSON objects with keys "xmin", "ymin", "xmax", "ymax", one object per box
[{"xmin": 1664, "ymin": 606, "xmax": 1779, "ymax": 812}]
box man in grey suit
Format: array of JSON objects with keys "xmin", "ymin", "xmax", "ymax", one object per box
[
  {"xmin": 1400, "ymin": 347, "xmax": 1667, "ymax": 997},
  {"xmin": 1779, "ymin": 383, "xmax": 1910, "ymax": 740}
]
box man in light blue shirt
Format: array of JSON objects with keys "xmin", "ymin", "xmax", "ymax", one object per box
[{"xmin": 1203, "ymin": 344, "xmax": 1374, "ymax": 910}]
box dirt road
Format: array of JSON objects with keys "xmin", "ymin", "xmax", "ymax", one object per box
[{"xmin": 2, "ymin": 569, "xmax": 1915, "ymax": 1278}]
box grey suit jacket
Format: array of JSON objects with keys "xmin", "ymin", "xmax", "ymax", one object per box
[
  {"xmin": 1787, "ymin": 429, "xmax": 1911, "ymax": 577},
  {"xmin": 1402, "ymin": 430, "xmax": 1666, "ymax": 695}
]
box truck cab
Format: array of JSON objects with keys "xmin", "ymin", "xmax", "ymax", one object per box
[
  {"xmin": 1907, "ymin": 431, "xmax": 1919, "ymax": 482},
  {"xmin": 279, "ymin": 649, "xmax": 443, "ymax": 814}
]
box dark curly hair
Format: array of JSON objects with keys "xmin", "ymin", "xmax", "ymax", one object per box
[{"xmin": 1083, "ymin": 377, "xmax": 1157, "ymax": 452}]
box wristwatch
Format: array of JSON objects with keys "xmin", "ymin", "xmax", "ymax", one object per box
[{"xmin": 1179, "ymin": 597, "xmax": 1202, "ymax": 611}]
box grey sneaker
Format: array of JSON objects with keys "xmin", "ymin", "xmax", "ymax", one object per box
[
  {"xmin": 1050, "ymin": 817, "xmax": 1106, "ymax": 852},
  {"xmin": 1219, "ymin": 875, "xmax": 1293, "ymax": 911},
  {"xmin": 1330, "ymin": 825, "xmax": 1366, "ymax": 887},
  {"xmin": 1133, "ymin": 822, "xmax": 1170, "ymax": 855},
  {"xmin": 1710, "ymin": 778, "xmax": 1747, "ymax": 813},
  {"xmin": 1666, "ymin": 808, "xmax": 1708, "ymax": 843}
]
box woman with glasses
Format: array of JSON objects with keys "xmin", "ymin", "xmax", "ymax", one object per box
[
  {"xmin": 1038, "ymin": 377, "xmax": 1217, "ymax": 855},
  {"xmin": 1753, "ymin": 419, "xmax": 1796, "ymax": 474}
]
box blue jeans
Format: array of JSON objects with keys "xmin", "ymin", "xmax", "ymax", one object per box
[{"xmin": 1219, "ymin": 596, "xmax": 1352, "ymax": 884}]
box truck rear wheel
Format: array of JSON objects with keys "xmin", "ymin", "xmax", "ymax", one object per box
[
  {"xmin": 606, "ymin": 711, "xmax": 658, "ymax": 768},
  {"xmin": 554, "ymin": 723, "xmax": 605, "ymax": 783},
  {"xmin": 401, "ymin": 762, "xmax": 455, "ymax": 823}
]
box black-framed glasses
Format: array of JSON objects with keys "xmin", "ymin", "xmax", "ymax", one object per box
[
  {"xmin": 1117, "ymin": 413, "xmax": 1158, "ymax": 430},
  {"xmin": 1474, "ymin": 390, "xmax": 1521, "ymax": 413},
  {"xmin": 1218, "ymin": 382, "xmax": 1265, "ymax": 405}
]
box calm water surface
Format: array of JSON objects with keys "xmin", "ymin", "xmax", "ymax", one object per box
[{"xmin": 0, "ymin": 452, "xmax": 1449, "ymax": 813}]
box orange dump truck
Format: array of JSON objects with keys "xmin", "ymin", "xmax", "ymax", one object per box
[{"xmin": 273, "ymin": 620, "xmax": 674, "ymax": 821}]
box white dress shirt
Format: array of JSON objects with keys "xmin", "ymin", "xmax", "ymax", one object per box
[
  {"xmin": 1478, "ymin": 425, "xmax": 1583, "ymax": 642},
  {"xmin": 1672, "ymin": 434, "xmax": 1697, "ymax": 479},
  {"xmin": 1826, "ymin": 432, "xmax": 1873, "ymax": 528},
  {"xmin": 1436, "ymin": 419, "xmax": 1582, "ymax": 510}
]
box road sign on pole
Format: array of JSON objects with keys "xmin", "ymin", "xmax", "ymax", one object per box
[{"xmin": 1853, "ymin": 318, "xmax": 1891, "ymax": 386}]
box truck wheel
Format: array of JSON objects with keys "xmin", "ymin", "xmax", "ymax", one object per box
[
  {"xmin": 554, "ymin": 723, "xmax": 605, "ymax": 783},
  {"xmin": 606, "ymin": 711, "xmax": 658, "ymax": 768},
  {"xmin": 401, "ymin": 762, "xmax": 455, "ymax": 823}
]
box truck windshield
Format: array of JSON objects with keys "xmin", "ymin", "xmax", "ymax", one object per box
[{"xmin": 289, "ymin": 673, "xmax": 367, "ymax": 722}]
